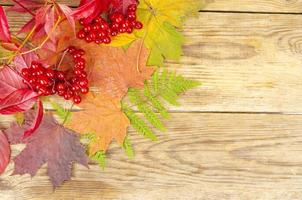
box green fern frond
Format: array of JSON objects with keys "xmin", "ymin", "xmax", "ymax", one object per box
[
  {"xmin": 91, "ymin": 150, "xmax": 106, "ymax": 170},
  {"xmin": 144, "ymin": 83, "xmax": 169, "ymax": 119},
  {"xmin": 123, "ymin": 69, "xmax": 200, "ymax": 145},
  {"xmin": 123, "ymin": 137, "xmax": 134, "ymax": 158},
  {"xmin": 122, "ymin": 104, "xmax": 157, "ymax": 141},
  {"xmin": 129, "ymin": 89, "xmax": 165, "ymax": 131}
]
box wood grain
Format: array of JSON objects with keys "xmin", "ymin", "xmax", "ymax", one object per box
[
  {"xmin": 4, "ymin": 10, "xmax": 302, "ymax": 113},
  {"xmin": 1, "ymin": 113, "xmax": 302, "ymax": 200},
  {"xmin": 4, "ymin": 0, "xmax": 302, "ymax": 13}
]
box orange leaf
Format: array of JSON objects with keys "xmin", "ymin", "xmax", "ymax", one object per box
[
  {"xmin": 86, "ymin": 40, "xmax": 155, "ymax": 99},
  {"xmin": 66, "ymin": 93, "xmax": 130, "ymax": 154}
]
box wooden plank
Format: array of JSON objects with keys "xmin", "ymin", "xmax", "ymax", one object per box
[
  {"xmin": 1, "ymin": 113, "xmax": 302, "ymax": 199},
  {"xmin": 4, "ymin": 11, "xmax": 302, "ymax": 113},
  {"xmin": 3, "ymin": 0, "xmax": 302, "ymax": 13},
  {"xmin": 204, "ymin": 0, "xmax": 302, "ymax": 13}
]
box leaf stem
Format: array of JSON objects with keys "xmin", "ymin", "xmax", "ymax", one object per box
[{"xmin": 13, "ymin": 0, "xmax": 35, "ymax": 16}]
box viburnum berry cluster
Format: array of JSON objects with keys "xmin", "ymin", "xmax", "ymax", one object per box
[
  {"xmin": 77, "ymin": 4, "xmax": 143, "ymax": 44},
  {"xmin": 21, "ymin": 46, "xmax": 89, "ymax": 104}
]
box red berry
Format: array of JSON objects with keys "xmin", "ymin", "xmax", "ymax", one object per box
[
  {"xmin": 95, "ymin": 39, "xmax": 102, "ymax": 44},
  {"xmin": 127, "ymin": 11, "xmax": 136, "ymax": 21},
  {"xmin": 45, "ymin": 68, "xmax": 55, "ymax": 79},
  {"xmin": 80, "ymin": 71, "xmax": 87, "ymax": 78},
  {"xmin": 56, "ymin": 82, "xmax": 66, "ymax": 91},
  {"xmin": 102, "ymin": 36, "xmax": 111, "ymax": 44},
  {"xmin": 111, "ymin": 13, "xmax": 124, "ymax": 23},
  {"xmin": 56, "ymin": 71, "xmax": 65, "ymax": 80},
  {"xmin": 79, "ymin": 78, "xmax": 88, "ymax": 87},
  {"xmin": 67, "ymin": 46, "xmax": 76, "ymax": 53},
  {"xmin": 100, "ymin": 22, "xmax": 109, "ymax": 30},
  {"xmin": 77, "ymin": 30, "xmax": 86, "ymax": 39},
  {"xmin": 80, "ymin": 87, "xmax": 89, "ymax": 94},
  {"xmin": 97, "ymin": 30, "xmax": 107, "ymax": 38},
  {"xmin": 73, "ymin": 95, "xmax": 82, "ymax": 104},
  {"xmin": 111, "ymin": 31, "xmax": 118, "ymax": 36},
  {"xmin": 127, "ymin": 4, "xmax": 137, "ymax": 12},
  {"xmin": 75, "ymin": 57, "xmax": 85, "ymax": 66},
  {"xmin": 38, "ymin": 86, "xmax": 47, "ymax": 96},
  {"xmin": 134, "ymin": 21, "xmax": 143, "ymax": 29},
  {"xmin": 126, "ymin": 27, "xmax": 133, "ymax": 33},
  {"xmin": 83, "ymin": 25, "xmax": 91, "ymax": 33},
  {"xmin": 75, "ymin": 63, "xmax": 85, "ymax": 70},
  {"xmin": 118, "ymin": 27, "xmax": 127, "ymax": 33},
  {"xmin": 92, "ymin": 24, "xmax": 100, "ymax": 31},
  {"xmin": 39, "ymin": 75, "xmax": 49, "ymax": 86},
  {"xmin": 71, "ymin": 84, "xmax": 80, "ymax": 91},
  {"xmin": 79, "ymin": 19, "xmax": 85, "ymax": 25},
  {"xmin": 94, "ymin": 16, "xmax": 103, "ymax": 24},
  {"xmin": 57, "ymin": 90, "xmax": 65, "ymax": 96},
  {"xmin": 111, "ymin": 22, "xmax": 120, "ymax": 31},
  {"xmin": 21, "ymin": 68, "xmax": 30, "ymax": 77},
  {"xmin": 74, "ymin": 69, "xmax": 83, "ymax": 76},
  {"xmin": 85, "ymin": 36, "xmax": 93, "ymax": 43}
]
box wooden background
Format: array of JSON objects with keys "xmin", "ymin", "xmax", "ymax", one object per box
[{"xmin": 2, "ymin": 0, "xmax": 302, "ymax": 199}]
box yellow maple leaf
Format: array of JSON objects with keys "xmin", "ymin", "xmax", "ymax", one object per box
[{"xmin": 67, "ymin": 93, "xmax": 130, "ymax": 154}]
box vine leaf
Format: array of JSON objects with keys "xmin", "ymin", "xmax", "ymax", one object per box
[
  {"xmin": 4, "ymin": 111, "xmax": 88, "ymax": 188},
  {"xmin": 0, "ymin": 5, "xmax": 11, "ymax": 43},
  {"xmin": 66, "ymin": 93, "xmax": 130, "ymax": 154},
  {"xmin": 0, "ymin": 131, "xmax": 10, "ymax": 174},
  {"xmin": 136, "ymin": 0, "xmax": 205, "ymax": 67}
]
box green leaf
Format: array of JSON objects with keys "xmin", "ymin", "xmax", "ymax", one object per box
[
  {"xmin": 123, "ymin": 137, "xmax": 134, "ymax": 158},
  {"xmin": 51, "ymin": 101, "xmax": 72, "ymax": 123},
  {"xmin": 91, "ymin": 150, "xmax": 106, "ymax": 170}
]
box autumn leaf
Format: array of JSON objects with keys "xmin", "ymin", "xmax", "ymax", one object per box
[
  {"xmin": 0, "ymin": 5, "xmax": 11, "ymax": 43},
  {"xmin": 5, "ymin": 111, "xmax": 88, "ymax": 187},
  {"xmin": 135, "ymin": 0, "xmax": 205, "ymax": 67},
  {"xmin": 0, "ymin": 66, "xmax": 38, "ymax": 114},
  {"xmin": 10, "ymin": 0, "xmax": 75, "ymax": 40},
  {"xmin": 0, "ymin": 131, "xmax": 10, "ymax": 174},
  {"xmin": 87, "ymin": 40, "xmax": 155, "ymax": 99},
  {"xmin": 66, "ymin": 93, "xmax": 130, "ymax": 154}
]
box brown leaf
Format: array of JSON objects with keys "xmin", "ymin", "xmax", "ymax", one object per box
[
  {"xmin": 4, "ymin": 111, "xmax": 88, "ymax": 188},
  {"xmin": 66, "ymin": 93, "xmax": 130, "ymax": 154}
]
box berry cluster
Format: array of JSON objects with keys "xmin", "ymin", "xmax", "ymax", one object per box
[
  {"xmin": 21, "ymin": 46, "xmax": 89, "ymax": 104},
  {"xmin": 77, "ymin": 4, "xmax": 143, "ymax": 44}
]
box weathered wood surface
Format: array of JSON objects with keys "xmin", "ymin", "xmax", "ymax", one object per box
[
  {"xmin": 2, "ymin": 113, "xmax": 302, "ymax": 200},
  {"xmin": 5, "ymin": 0, "xmax": 302, "ymax": 13},
  {"xmin": 1, "ymin": 1, "xmax": 302, "ymax": 200}
]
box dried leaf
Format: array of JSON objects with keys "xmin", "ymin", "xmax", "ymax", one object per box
[
  {"xmin": 5, "ymin": 111, "xmax": 88, "ymax": 187},
  {"xmin": 66, "ymin": 93, "xmax": 130, "ymax": 154}
]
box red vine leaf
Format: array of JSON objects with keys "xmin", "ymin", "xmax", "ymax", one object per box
[
  {"xmin": 0, "ymin": 66, "xmax": 38, "ymax": 114},
  {"xmin": 4, "ymin": 111, "xmax": 89, "ymax": 187},
  {"xmin": 0, "ymin": 5, "xmax": 11, "ymax": 42},
  {"xmin": 0, "ymin": 131, "xmax": 10, "ymax": 174}
]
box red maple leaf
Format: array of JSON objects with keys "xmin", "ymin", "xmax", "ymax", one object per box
[{"xmin": 4, "ymin": 111, "xmax": 89, "ymax": 187}]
